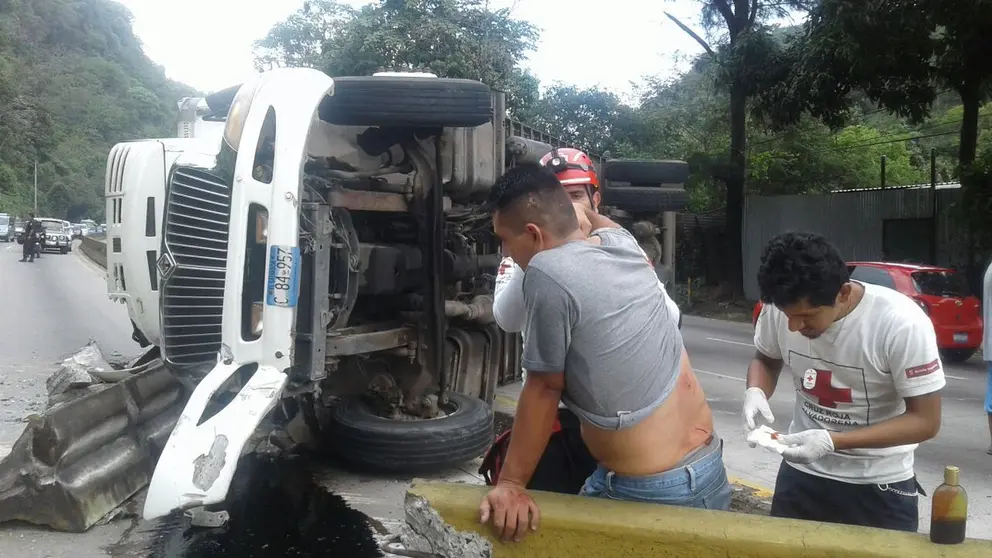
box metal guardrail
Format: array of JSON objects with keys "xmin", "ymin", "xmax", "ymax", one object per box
[
  {"xmin": 79, "ymin": 236, "xmax": 107, "ymax": 269},
  {"xmin": 0, "ymin": 356, "xmax": 189, "ymax": 532}
]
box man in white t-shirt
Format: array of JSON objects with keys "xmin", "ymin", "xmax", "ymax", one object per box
[
  {"xmin": 493, "ymin": 148, "xmax": 681, "ymax": 382},
  {"xmin": 743, "ymin": 231, "xmax": 944, "ymax": 532}
]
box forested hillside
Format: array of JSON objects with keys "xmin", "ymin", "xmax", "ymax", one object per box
[{"xmin": 0, "ymin": 0, "xmax": 193, "ymax": 220}]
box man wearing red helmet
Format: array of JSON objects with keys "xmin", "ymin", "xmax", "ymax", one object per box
[{"xmin": 493, "ymin": 147, "xmax": 681, "ymax": 383}]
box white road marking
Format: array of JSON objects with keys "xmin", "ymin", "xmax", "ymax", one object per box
[
  {"xmin": 944, "ymin": 374, "xmax": 966, "ymax": 381},
  {"xmin": 706, "ymin": 337, "xmax": 754, "ymax": 348},
  {"xmin": 693, "ymin": 368, "xmax": 745, "ymax": 382}
]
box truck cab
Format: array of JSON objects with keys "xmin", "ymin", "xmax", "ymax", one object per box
[
  {"xmin": 104, "ymin": 98, "xmax": 226, "ymax": 348},
  {"xmin": 110, "ymin": 68, "xmax": 689, "ymax": 519}
]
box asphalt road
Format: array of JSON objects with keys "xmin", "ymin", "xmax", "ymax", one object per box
[
  {"xmin": 0, "ymin": 241, "xmax": 141, "ymax": 557},
  {"xmin": 0, "ymin": 241, "xmax": 989, "ymax": 558}
]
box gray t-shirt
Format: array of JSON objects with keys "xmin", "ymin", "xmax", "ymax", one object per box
[{"xmin": 521, "ymin": 227, "xmax": 684, "ymax": 430}]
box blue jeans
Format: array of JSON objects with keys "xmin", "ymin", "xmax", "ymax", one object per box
[
  {"xmin": 579, "ymin": 436, "xmax": 732, "ymax": 510},
  {"xmin": 985, "ymin": 362, "xmax": 992, "ymax": 414}
]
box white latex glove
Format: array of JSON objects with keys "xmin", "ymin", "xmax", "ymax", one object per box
[
  {"xmin": 778, "ymin": 429, "xmax": 835, "ymax": 464},
  {"xmin": 742, "ymin": 387, "xmax": 775, "ymax": 447}
]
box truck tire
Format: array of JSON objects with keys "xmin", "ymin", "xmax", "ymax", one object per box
[
  {"xmin": 319, "ymin": 76, "xmax": 492, "ymax": 128},
  {"xmin": 604, "ymin": 160, "xmax": 689, "ymax": 185},
  {"xmin": 601, "ymin": 186, "xmax": 689, "ymax": 213},
  {"xmin": 326, "ymin": 392, "xmax": 494, "ymax": 472}
]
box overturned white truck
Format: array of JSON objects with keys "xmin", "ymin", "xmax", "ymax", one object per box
[{"xmin": 103, "ymin": 68, "xmax": 690, "ymax": 520}]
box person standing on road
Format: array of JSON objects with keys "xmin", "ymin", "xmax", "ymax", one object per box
[
  {"xmin": 493, "ymin": 148, "xmax": 681, "ymax": 382},
  {"xmin": 19, "ymin": 213, "xmax": 39, "ymax": 263},
  {"xmin": 983, "ymin": 258, "xmax": 992, "ymax": 455},
  {"xmin": 743, "ymin": 231, "xmax": 944, "ymax": 532},
  {"xmin": 480, "ymin": 163, "xmax": 729, "ymax": 543}
]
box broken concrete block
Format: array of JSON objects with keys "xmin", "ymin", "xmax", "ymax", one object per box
[{"xmin": 402, "ymin": 492, "xmax": 492, "ymax": 558}]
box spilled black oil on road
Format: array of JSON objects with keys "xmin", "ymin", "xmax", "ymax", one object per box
[
  {"xmin": 105, "ymin": 414, "xmax": 521, "ymax": 557},
  {"xmin": 111, "ymin": 454, "xmax": 384, "ymax": 558}
]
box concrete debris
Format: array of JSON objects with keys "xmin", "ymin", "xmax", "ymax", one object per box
[
  {"xmin": 45, "ymin": 341, "xmax": 114, "ymax": 407},
  {"xmin": 401, "ymin": 493, "xmax": 492, "ymax": 558}
]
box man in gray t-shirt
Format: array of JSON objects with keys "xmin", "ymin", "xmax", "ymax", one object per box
[
  {"xmin": 521, "ymin": 225, "xmax": 683, "ymax": 430},
  {"xmin": 478, "ymin": 163, "xmax": 729, "ymax": 544}
]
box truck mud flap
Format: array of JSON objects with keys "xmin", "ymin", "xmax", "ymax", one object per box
[{"xmin": 0, "ymin": 362, "xmax": 188, "ymax": 532}]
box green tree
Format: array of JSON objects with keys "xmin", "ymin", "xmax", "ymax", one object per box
[
  {"xmin": 526, "ymin": 84, "xmax": 642, "ymax": 157},
  {"xmin": 253, "ymin": 0, "xmax": 354, "ymax": 71},
  {"xmin": 775, "ymin": 0, "xmax": 992, "ymax": 168},
  {"xmin": 665, "ymin": 1, "xmax": 813, "ymax": 296},
  {"xmin": 254, "ymin": 0, "xmax": 541, "ymax": 116}
]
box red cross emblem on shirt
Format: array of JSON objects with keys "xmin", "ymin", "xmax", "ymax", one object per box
[{"xmin": 802, "ymin": 369, "xmax": 853, "ymax": 408}]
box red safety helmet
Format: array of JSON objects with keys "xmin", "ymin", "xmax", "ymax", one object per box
[{"xmin": 540, "ymin": 147, "xmax": 599, "ymax": 192}]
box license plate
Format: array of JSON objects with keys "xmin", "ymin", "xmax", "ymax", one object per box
[
  {"xmin": 953, "ymin": 333, "xmax": 969, "ymax": 344},
  {"xmin": 265, "ymin": 245, "xmax": 300, "ymax": 307}
]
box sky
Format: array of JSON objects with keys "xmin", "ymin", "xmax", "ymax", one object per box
[{"xmin": 113, "ymin": 0, "xmax": 805, "ymax": 101}]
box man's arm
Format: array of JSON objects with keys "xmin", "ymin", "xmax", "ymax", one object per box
[
  {"xmin": 493, "ymin": 258, "xmax": 526, "ymax": 333},
  {"xmin": 497, "ymin": 372, "xmax": 565, "ymax": 488},
  {"xmin": 830, "ymin": 318, "xmax": 944, "ymax": 451},
  {"xmin": 747, "ymin": 305, "xmax": 784, "ymax": 396},
  {"xmin": 499, "ymin": 267, "xmax": 573, "ymax": 488}
]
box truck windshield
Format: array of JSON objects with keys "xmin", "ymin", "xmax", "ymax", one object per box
[
  {"xmin": 912, "ymin": 271, "xmax": 971, "ymax": 298},
  {"xmin": 0, "ymin": 215, "xmax": 8, "ymax": 225},
  {"xmin": 42, "ymin": 221, "xmax": 62, "ymax": 232}
]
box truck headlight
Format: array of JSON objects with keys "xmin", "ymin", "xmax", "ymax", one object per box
[{"xmin": 222, "ymin": 76, "xmax": 263, "ymax": 152}]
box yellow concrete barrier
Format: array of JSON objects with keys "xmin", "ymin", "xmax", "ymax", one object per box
[{"xmin": 408, "ymin": 480, "xmax": 992, "ymax": 557}]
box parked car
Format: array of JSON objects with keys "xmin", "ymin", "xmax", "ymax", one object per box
[
  {"xmin": 0, "ymin": 213, "xmax": 11, "ymax": 242},
  {"xmin": 752, "ymin": 261, "xmax": 983, "ymax": 363}
]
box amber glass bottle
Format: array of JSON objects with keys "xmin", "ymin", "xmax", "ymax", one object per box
[{"xmin": 930, "ymin": 466, "xmax": 967, "ymax": 544}]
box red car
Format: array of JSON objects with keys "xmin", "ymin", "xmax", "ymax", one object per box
[{"xmin": 752, "ymin": 261, "xmax": 983, "ymax": 363}]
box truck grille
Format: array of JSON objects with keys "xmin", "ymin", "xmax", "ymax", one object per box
[{"xmin": 160, "ymin": 168, "xmax": 231, "ymax": 367}]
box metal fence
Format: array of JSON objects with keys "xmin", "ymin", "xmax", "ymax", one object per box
[{"xmin": 741, "ymin": 184, "xmax": 965, "ymax": 300}]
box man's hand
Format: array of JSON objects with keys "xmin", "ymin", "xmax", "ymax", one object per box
[
  {"xmin": 479, "ymin": 480, "xmax": 540, "ymax": 542},
  {"xmin": 742, "ymin": 386, "xmax": 775, "ymax": 446},
  {"xmin": 572, "ymin": 202, "xmax": 592, "ymax": 236},
  {"xmin": 778, "ymin": 429, "xmax": 835, "ymax": 464}
]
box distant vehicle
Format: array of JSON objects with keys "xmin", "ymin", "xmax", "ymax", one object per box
[
  {"xmin": 37, "ymin": 218, "xmax": 71, "ymax": 254},
  {"xmin": 752, "ymin": 261, "xmax": 983, "ymax": 363},
  {"xmin": 63, "ymin": 221, "xmax": 74, "ymax": 252},
  {"xmin": 0, "ymin": 213, "xmax": 11, "ymax": 242},
  {"xmin": 81, "ymin": 219, "xmax": 98, "ymax": 236}
]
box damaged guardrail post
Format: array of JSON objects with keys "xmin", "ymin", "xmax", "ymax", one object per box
[{"xmin": 0, "ymin": 359, "xmax": 189, "ymax": 532}]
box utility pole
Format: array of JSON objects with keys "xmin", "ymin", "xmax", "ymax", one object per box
[
  {"xmin": 930, "ymin": 148, "xmax": 938, "ymax": 265},
  {"xmin": 33, "ymin": 160, "xmax": 38, "ymax": 213}
]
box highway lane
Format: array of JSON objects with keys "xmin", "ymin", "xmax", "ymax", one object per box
[
  {"xmin": 682, "ymin": 314, "xmax": 992, "ymax": 539},
  {"xmin": 0, "ymin": 242, "xmax": 142, "ymax": 557}
]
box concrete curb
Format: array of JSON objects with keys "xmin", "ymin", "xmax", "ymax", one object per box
[
  {"xmin": 405, "ymin": 480, "xmax": 992, "ymax": 557},
  {"xmin": 78, "ymin": 237, "xmax": 107, "ymax": 269}
]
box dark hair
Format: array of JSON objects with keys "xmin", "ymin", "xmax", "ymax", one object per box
[
  {"xmin": 757, "ymin": 231, "xmax": 850, "ymax": 308},
  {"xmin": 487, "ymin": 163, "xmax": 577, "ymax": 236}
]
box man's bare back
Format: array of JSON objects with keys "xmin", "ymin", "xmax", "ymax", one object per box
[{"xmin": 581, "ymin": 348, "xmax": 714, "ymax": 476}]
